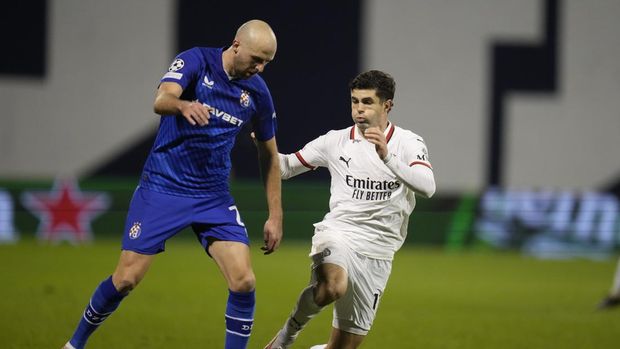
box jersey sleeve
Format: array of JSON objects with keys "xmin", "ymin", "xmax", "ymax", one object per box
[
  {"xmin": 279, "ymin": 133, "xmax": 330, "ymax": 179},
  {"xmin": 404, "ymin": 136, "xmax": 433, "ymax": 170},
  {"xmin": 159, "ymin": 48, "xmax": 202, "ymax": 90},
  {"xmin": 296, "ymin": 133, "xmax": 330, "ymax": 169},
  {"xmin": 382, "ymin": 134, "xmax": 435, "ymax": 197},
  {"xmin": 251, "ymin": 85, "xmax": 277, "ymax": 142}
]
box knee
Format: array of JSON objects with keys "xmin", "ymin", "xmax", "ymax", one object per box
[
  {"xmin": 112, "ymin": 251, "xmax": 153, "ymax": 294},
  {"xmin": 229, "ymin": 272, "xmax": 256, "ymax": 293},
  {"xmin": 112, "ymin": 273, "xmax": 142, "ymax": 294},
  {"xmin": 314, "ymin": 281, "xmax": 346, "ymax": 306}
]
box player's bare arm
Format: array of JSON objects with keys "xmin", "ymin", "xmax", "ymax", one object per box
[
  {"xmin": 363, "ymin": 127, "xmax": 388, "ymax": 160},
  {"xmin": 256, "ymin": 136, "xmax": 283, "ymax": 255},
  {"xmin": 250, "ymin": 132, "xmax": 313, "ymax": 180},
  {"xmin": 154, "ymin": 82, "xmax": 211, "ymax": 126}
]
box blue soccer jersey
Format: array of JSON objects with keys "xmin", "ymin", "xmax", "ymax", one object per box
[{"xmin": 139, "ymin": 47, "xmax": 277, "ymax": 197}]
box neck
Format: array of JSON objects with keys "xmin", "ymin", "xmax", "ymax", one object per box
[
  {"xmin": 357, "ymin": 120, "xmax": 390, "ymax": 138},
  {"xmin": 375, "ymin": 119, "xmax": 389, "ymax": 132},
  {"xmin": 221, "ymin": 47, "xmax": 235, "ymax": 78}
]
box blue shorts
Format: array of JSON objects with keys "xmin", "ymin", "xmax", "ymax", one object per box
[{"xmin": 121, "ymin": 187, "xmax": 249, "ymax": 255}]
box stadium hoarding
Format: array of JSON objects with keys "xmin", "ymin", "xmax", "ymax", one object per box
[
  {"xmin": 0, "ymin": 178, "xmax": 463, "ymax": 247},
  {"xmin": 475, "ymin": 187, "xmax": 620, "ymax": 259},
  {"xmin": 1, "ymin": 179, "xmax": 619, "ymax": 258},
  {"xmin": 0, "ymin": 189, "xmax": 18, "ymax": 243}
]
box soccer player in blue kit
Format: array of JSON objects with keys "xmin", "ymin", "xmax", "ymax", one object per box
[{"xmin": 62, "ymin": 20, "xmax": 283, "ymax": 349}]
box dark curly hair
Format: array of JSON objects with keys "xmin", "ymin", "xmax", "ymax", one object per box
[{"xmin": 349, "ymin": 70, "xmax": 396, "ymax": 102}]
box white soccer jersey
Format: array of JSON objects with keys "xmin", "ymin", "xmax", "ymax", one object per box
[{"xmin": 281, "ymin": 122, "xmax": 434, "ymax": 260}]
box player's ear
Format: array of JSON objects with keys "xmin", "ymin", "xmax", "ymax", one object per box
[
  {"xmin": 231, "ymin": 39, "xmax": 241, "ymax": 54},
  {"xmin": 384, "ymin": 99, "xmax": 393, "ymax": 113}
]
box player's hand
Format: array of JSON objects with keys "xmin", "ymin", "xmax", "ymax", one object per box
[
  {"xmin": 180, "ymin": 100, "xmax": 212, "ymax": 126},
  {"xmin": 250, "ymin": 132, "xmax": 258, "ymax": 147},
  {"xmin": 261, "ymin": 216, "xmax": 282, "ymax": 255},
  {"xmin": 363, "ymin": 127, "xmax": 388, "ymax": 160}
]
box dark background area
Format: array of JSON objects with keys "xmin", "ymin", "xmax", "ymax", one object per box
[
  {"xmin": 85, "ymin": 0, "xmax": 361, "ymax": 180},
  {"xmin": 0, "ymin": 0, "xmax": 48, "ymax": 77},
  {"xmin": 2, "ymin": 0, "xmax": 618, "ymax": 194}
]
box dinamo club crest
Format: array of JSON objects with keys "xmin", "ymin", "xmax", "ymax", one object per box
[
  {"xmin": 240, "ymin": 90, "xmax": 251, "ymax": 108},
  {"xmin": 129, "ymin": 221, "xmax": 142, "ymax": 240}
]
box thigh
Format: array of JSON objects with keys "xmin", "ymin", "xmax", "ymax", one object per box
[
  {"xmin": 309, "ymin": 241, "xmax": 353, "ymax": 305},
  {"xmin": 310, "ymin": 234, "xmax": 352, "ymax": 278},
  {"xmin": 332, "ymin": 254, "xmax": 392, "ymax": 335},
  {"xmin": 208, "ymin": 240, "xmax": 254, "ymax": 290},
  {"xmin": 311, "ymin": 253, "xmax": 349, "ymax": 296},
  {"xmin": 314, "ymin": 262, "xmax": 348, "ymax": 286},
  {"xmin": 121, "ymin": 187, "xmax": 192, "ymax": 254}
]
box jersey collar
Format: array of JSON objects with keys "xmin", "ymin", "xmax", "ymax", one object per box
[
  {"xmin": 350, "ymin": 122, "xmax": 395, "ymax": 143},
  {"xmin": 217, "ymin": 47, "xmax": 234, "ymax": 81}
]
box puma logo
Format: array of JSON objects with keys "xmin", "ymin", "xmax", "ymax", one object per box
[{"xmin": 339, "ymin": 156, "xmax": 351, "ymax": 168}]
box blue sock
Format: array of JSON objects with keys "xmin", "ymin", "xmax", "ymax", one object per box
[
  {"xmin": 224, "ymin": 289, "xmax": 255, "ymax": 349},
  {"xmin": 68, "ymin": 276, "xmax": 126, "ymax": 349}
]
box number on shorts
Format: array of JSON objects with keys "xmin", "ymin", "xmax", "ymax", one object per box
[
  {"xmin": 373, "ymin": 292, "xmax": 380, "ymax": 310},
  {"xmin": 228, "ymin": 205, "xmax": 245, "ymax": 226}
]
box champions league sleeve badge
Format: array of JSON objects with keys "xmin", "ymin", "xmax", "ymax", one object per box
[
  {"xmin": 240, "ymin": 90, "xmax": 251, "ymax": 108},
  {"xmin": 168, "ymin": 58, "xmax": 185, "ymax": 72}
]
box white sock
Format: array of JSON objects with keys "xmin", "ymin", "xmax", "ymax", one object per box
[
  {"xmin": 610, "ymin": 257, "xmax": 620, "ymax": 297},
  {"xmin": 282, "ymin": 285, "xmax": 324, "ymax": 337}
]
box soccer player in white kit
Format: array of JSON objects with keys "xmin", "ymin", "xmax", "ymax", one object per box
[{"xmin": 265, "ymin": 70, "xmax": 436, "ymax": 349}]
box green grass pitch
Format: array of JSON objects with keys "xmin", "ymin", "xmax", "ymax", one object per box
[{"xmin": 1, "ymin": 238, "xmax": 619, "ymax": 348}]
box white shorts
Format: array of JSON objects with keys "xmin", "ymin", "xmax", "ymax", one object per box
[{"xmin": 310, "ymin": 232, "xmax": 392, "ymax": 335}]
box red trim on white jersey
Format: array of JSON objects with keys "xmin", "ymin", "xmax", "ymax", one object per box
[
  {"xmin": 295, "ymin": 151, "xmax": 315, "ymax": 169},
  {"xmin": 409, "ymin": 161, "xmax": 433, "ymax": 169},
  {"xmin": 349, "ymin": 126, "xmax": 355, "ymax": 140},
  {"xmin": 386, "ymin": 123, "xmax": 395, "ymax": 143}
]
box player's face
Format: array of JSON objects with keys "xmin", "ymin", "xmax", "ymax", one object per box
[
  {"xmin": 232, "ymin": 40, "xmax": 275, "ymax": 79},
  {"xmin": 351, "ymin": 89, "xmax": 390, "ymax": 131}
]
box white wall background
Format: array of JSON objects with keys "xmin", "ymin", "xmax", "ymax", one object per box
[
  {"xmin": 1, "ymin": 0, "xmax": 619, "ymax": 193},
  {"xmin": 364, "ymin": 0, "xmax": 620, "ymax": 192},
  {"xmin": 0, "ymin": 0, "xmax": 173, "ymax": 178}
]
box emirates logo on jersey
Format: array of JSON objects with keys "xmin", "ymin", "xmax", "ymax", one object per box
[
  {"xmin": 346, "ymin": 175, "xmax": 401, "ymax": 201},
  {"xmin": 345, "ymin": 175, "xmax": 400, "ymax": 191}
]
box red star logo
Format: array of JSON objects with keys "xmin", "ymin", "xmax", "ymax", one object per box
[{"xmin": 21, "ymin": 178, "xmax": 110, "ymax": 243}]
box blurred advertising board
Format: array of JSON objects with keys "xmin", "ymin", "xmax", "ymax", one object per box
[
  {"xmin": 475, "ymin": 188, "xmax": 619, "ymax": 259},
  {"xmin": 2, "ymin": 179, "xmax": 619, "ymax": 259},
  {"xmin": 0, "ymin": 189, "xmax": 18, "ymax": 243}
]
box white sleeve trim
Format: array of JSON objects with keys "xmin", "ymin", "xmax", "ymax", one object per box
[{"xmin": 279, "ymin": 153, "xmax": 313, "ymax": 179}]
